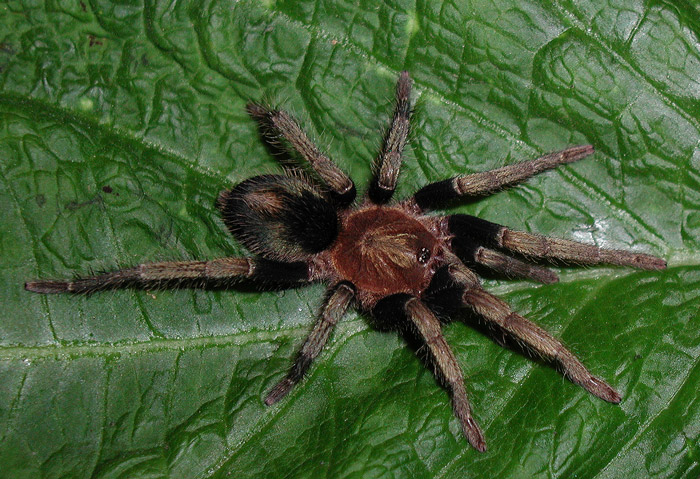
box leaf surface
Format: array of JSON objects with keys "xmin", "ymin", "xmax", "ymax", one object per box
[{"xmin": 1, "ymin": 0, "xmax": 698, "ymax": 478}]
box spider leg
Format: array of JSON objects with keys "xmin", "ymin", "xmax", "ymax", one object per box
[
  {"xmin": 403, "ymin": 296, "xmax": 486, "ymax": 451},
  {"xmin": 265, "ymin": 281, "xmax": 355, "ymax": 405},
  {"xmin": 368, "ymin": 71, "xmax": 412, "ymax": 204},
  {"xmin": 445, "ymin": 262, "xmax": 621, "ymax": 403},
  {"xmin": 451, "ymin": 234, "xmax": 558, "ymax": 284},
  {"xmin": 463, "ymin": 288, "xmax": 621, "ymax": 403},
  {"xmin": 448, "ymin": 214, "xmax": 666, "ymax": 270},
  {"xmin": 25, "ymin": 257, "xmax": 311, "ymax": 294},
  {"xmin": 411, "ymin": 145, "xmax": 594, "ymax": 210},
  {"xmin": 246, "ymin": 103, "xmax": 356, "ymax": 206}
]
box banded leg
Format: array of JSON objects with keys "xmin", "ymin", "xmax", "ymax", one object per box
[
  {"xmin": 246, "ymin": 103, "xmax": 356, "ymax": 205},
  {"xmin": 265, "ymin": 282, "xmax": 355, "ymax": 405},
  {"xmin": 461, "ymin": 287, "xmax": 621, "ymax": 403},
  {"xmin": 412, "ymin": 145, "xmax": 594, "ymax": 210},
  {"xmin": 368, "ymin": 71, "xmax": 412, "ymax": 204},
  {"xmin": 404, "ymin": 297, "xmax": 486, "ymax": 451},
  {"xmin": 451, "ymin": 235, "xmax": 558, "ymax": 284},
  {"xmin": 448, "ymin": 214, "xmax": 666, "ymax": 270},
  {"xmin": 443, "ymin": 261, "xmax": 621, "ymax": 403},
  {"xmin": 25, "ymin": 257, "xmax": 310, "ymax": 294}
]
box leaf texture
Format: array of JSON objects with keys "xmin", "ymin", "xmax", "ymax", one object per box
[{"xmin": 1, "ymin": 0, "xmax": 698, "ymax": 478}]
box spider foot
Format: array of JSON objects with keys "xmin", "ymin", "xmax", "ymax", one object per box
[
  {"xmin": 264, "ymin": 378, "xmax": 294, "ymax": 406},
  {"xmin": 463, "ymin": 416, "xmax": 487, "ymax": 452},
  {"xmin": 580, "ymin": 376, "xmax": 622, "ymax": 404},
  {"xmin": 25, "ymin": 280, "xmax": 70, "ymax": 294}
]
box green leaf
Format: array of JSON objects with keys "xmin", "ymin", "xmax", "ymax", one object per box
[{"xmin": 1, "ymin": 0, "xmax": 698, "ymax": 477}]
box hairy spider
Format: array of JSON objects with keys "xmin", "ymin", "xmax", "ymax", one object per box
[{"xmin": 26, "ymin": 72, "xmax": 666, "ymax": 451}]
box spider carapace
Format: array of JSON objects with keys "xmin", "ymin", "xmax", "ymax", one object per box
[
  {"xmin": 26, "ymin": 72, "xmax": 666, "ymax": 451},
  {"xmin": 331, "ymin": 206, "xmax": 440, "ymax": 303}
]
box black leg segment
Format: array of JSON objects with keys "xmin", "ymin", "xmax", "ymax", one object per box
[
  {"xmin": 448, "ymin": 214, "xmax": 665, "ymax": 270},
  {"xmin": 411, "ymin": 145, "xmax": 595, "ymax": 211}
]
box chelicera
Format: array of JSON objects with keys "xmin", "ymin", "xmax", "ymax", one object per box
[{"xmin": 26, "ymin": 72, "xmax": 666, "ymax": 451}]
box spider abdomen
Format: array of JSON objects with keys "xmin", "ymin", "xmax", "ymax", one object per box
[
  {"xmin": 218, "ymin": 175, "xmax": 338, "ymax": 261},
  {"xmin": 331, "ymin": 207, "xmax": 440, "ymax": 306}
]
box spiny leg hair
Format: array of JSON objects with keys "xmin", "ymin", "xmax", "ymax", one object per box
[
  {"xmin": 404, "ymin": 297, "xmax": 486, "ymax": 451},
  {"xmin": 265, "ymin": 282, "xmax": 355, "ymax": 405},
  {"xmin": 412, "ymin": 145, "xmax": 594, "ymax": 210},
  {"xmin": 446, "ymin": 262, "xmax": 621, "ymax": 403},
  {"xmin": 246, "ymin": 103, "xmax": 356, "ymax": 206},
  {"xmin": 474, "ymin": 247, "xmax": 559, "ymax": 284},
  {"xmin": 368, "ymin": 71, "xmax": 412, "ymax": 204},
  {"xmin": 24, "ymin": 257, "xmax": 311, "ymax": 294},
  {"xmin": 450, "ymin": 234, "xmax": 559, "ymax": 284},
  {"xmin": 448, "ymin": 214, "xmax": 667, "ymax": 270}
]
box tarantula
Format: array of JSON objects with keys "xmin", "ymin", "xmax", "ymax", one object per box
[{"xmin": 26, "ymin": 72, "xmax": 666, "ymax": 451}]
